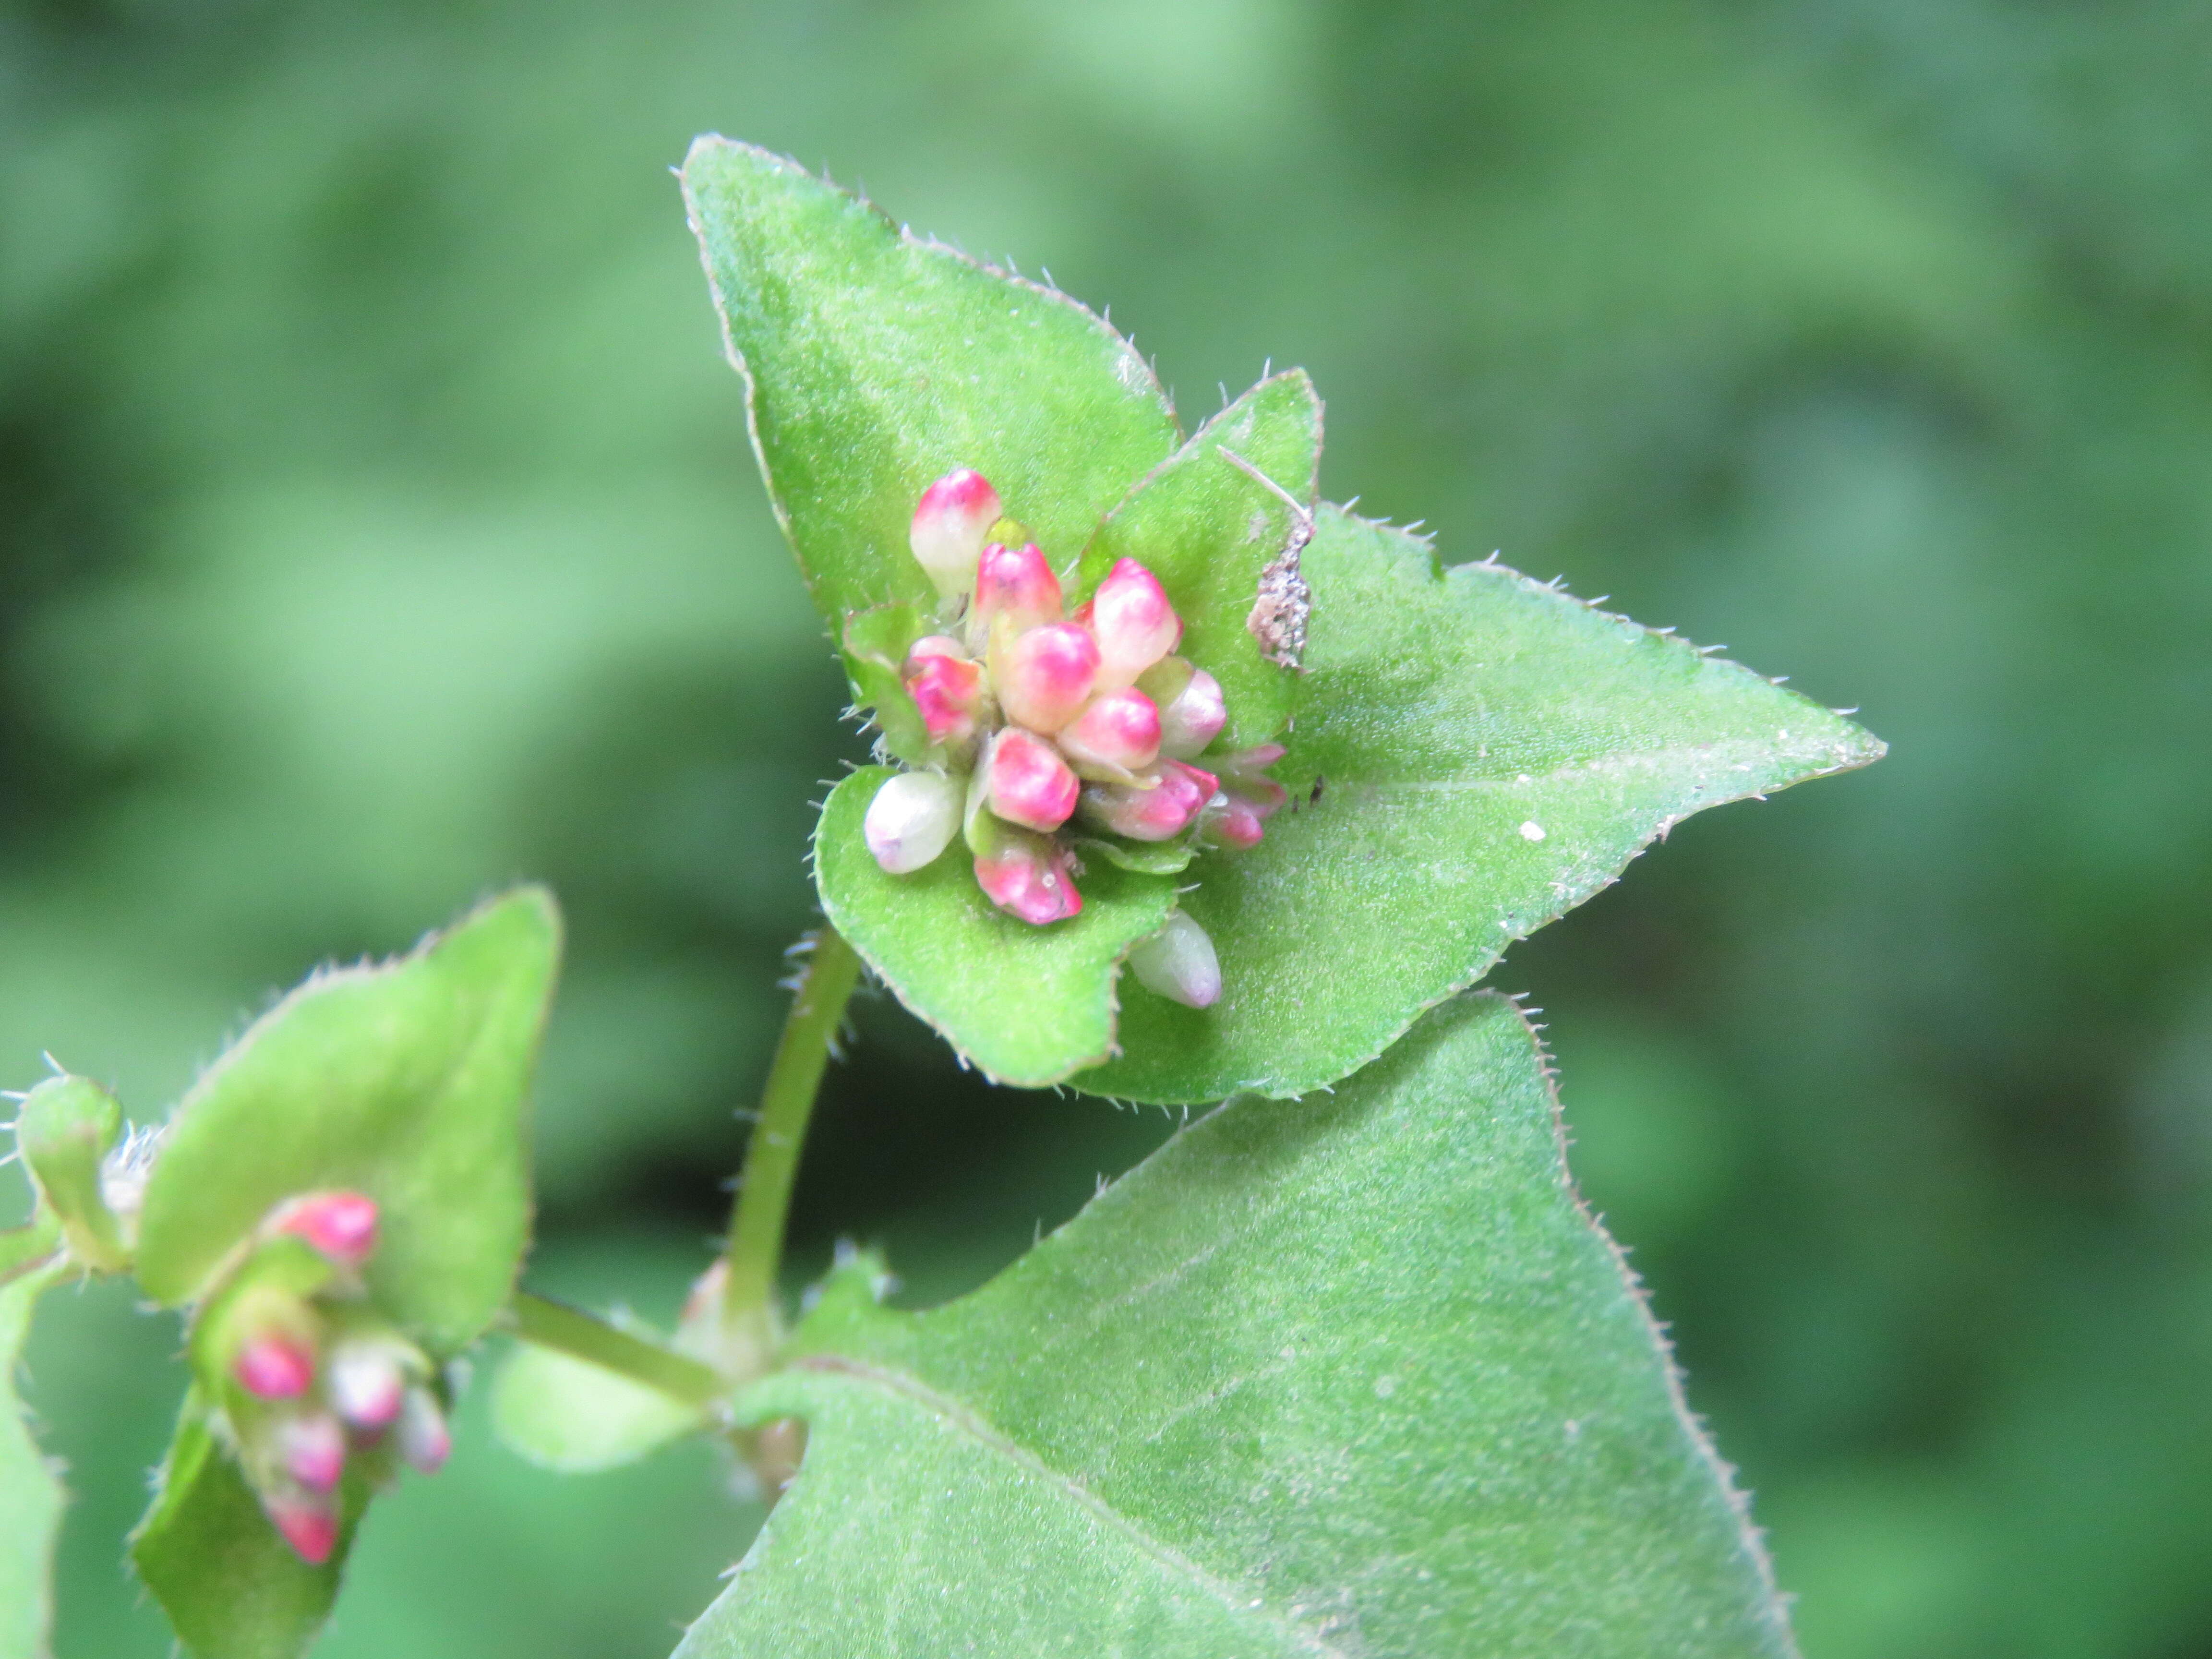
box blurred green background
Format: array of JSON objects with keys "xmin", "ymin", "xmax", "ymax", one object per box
[{"xmin": 3, "ymin": 0, "xmax": 2209, "ymax": 1653}]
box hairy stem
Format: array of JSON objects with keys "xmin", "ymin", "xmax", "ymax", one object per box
[
  {"xmin": 508, "ymin": 1291, "xmax": 725, "ymax": 1407},
  {"xmin": 718, "ymin": 925, "xmax": 863, "ymax": 1350}
]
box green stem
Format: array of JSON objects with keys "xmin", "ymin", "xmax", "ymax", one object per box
[
  {"xmin": 508, "ymin": 1291, "xmax": 725, "ymax": 1407},
  {"xmin": 718, "ymin": 925, "xmax": 863, "ymax": 1344}
]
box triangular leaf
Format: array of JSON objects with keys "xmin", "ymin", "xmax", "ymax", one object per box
[
  {"xmin": 682, "ymin": 138, "xmax": 1181, "ymax": 631},
  {"xmin": 814, "ymin": 769, "xmax": 1178, "ymax": 1086},
  {"xmin": 1088, "ymin": 508, "xmax": 1883, "ymax": 1102},
  {"xmin": 677, "ymin": 994, "xmax": 1791, "ymax": 1657},
  {"xmin": 1077, "ymin": 369, "xmax": 1320, "ymax": 749},
  {"xmin": 134, "ymin": 887, "xmax": 562, "ymax": 1353},
  {"xmin": 0, "ymin": 1263, "xmax": 62, "ymax": 1659}
]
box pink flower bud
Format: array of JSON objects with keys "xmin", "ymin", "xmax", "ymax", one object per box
[
  {"xmin": 235, "ymin": 1334, "xmax": 317, "ymax": 1400},
  {"xmin": 327, "ymin": 1337, "xmax": 410, "ymax": 1431},
  {"xmin": 265, "ymin": 1493, "xmax": 339, "ymax": 1565},
  {"xmin": 1056, "ymin": 687, "xmax": 1162, "ymax": 779},
  {"xmin": 864, "ymin": 769, "xmax": 963, "ymax": 874},
  {"xmin": 903, "ymin": 650, "xmax": 983, "ymax": 744},
  {"xmin": 1079, "ymin": 760, "xmax": 1218, "ymax": 842},
  {"xmin": 1128, "ymin": 911, "xmax": 1222, "ymax": 1009},
  {"xmin": 274, "ymin": 1190, "xmax": 379, "ymax": 1269},
  {"xmin": 1196, "ymin": 747, "xmax": 1288, "ymax": 851},
  {"xmin": 909, "ymin": 469, "xmax": 1001, "ymax": 598},
  {"xmin": 994, "ymin": 621, "xmax": 1098, "ymax": 734},
  {"xmin": 972, "ymin": 541, "xmax": 1062, "ymax": 639},
  {"xmin": 1138, "ymin": 659, "xmax": 1226, "ymax": 759},
  {"xmin": 971, "ymin": 823, "xmax": 1082, "ymax": 925},
  {"xmin": 277, "ymin": 1412, "xmax": 347, "ymax": 1493},
  {"xmin": 1086, "ymin": 558, "xmax": 1181, "ymax": 688},
  {"xmin": 397, "ymin": 1385, "xmax": 451, "ymax": 1475},
  {"xmin": 1197, "ymin": 799, "xmax": 1269, "ymax": 850},
  {"xmin": 986, "ymin": 728, "xmax": 1080, "ymax": 833}
]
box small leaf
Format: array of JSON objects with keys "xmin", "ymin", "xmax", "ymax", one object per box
[
  {"xmin": 814, "ymin": 769, "xmax": 1178, "ymax": 1086},
  {"xmin": 0, "ymin": 1263, "xmax": 62, "ymax": 1659},
  {"xmin": 130, "ymin": 1390, "xmax": 363, "ymax": 1659},
  {"xmin": 676, "ymin": 994, "xmax": 1791, "ymax": 1657},
  {"xmin": 14, "ymin": 1076, "xmax": 130, "ymax": 1274},
  {"xmin": 682, "ymin": 138, "xmax": 1180, "ymax": 632},
  {"xmin": 1088, "ymin": 508, "xmax": 1884, "ymax": 1102},
  {"xmin": 133, "ymin": 887, "xmax": 562, "ymax": 1352},
  {"xmin": 492, "ymin": 1341, "xmax": 707, "ymax": 1474},
  {"xmin": 839, "ymin": 603, "xmax": 933, "ymax": 764},
  {"xmin": 1077, "ymin": 370, "xmax": 1321, "ymax": 748}
]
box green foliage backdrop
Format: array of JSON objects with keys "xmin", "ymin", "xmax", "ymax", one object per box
[{"xmin": 2, "ymin": 1, "xmax": 2208, "ymax": 1655}]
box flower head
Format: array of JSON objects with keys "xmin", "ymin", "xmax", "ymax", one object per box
[
  {"xmin": 206, "ymin": 1192, "xmax": 450, "ymax": 1562},
  {"xmin": 861, "ymin": 469, "xmax": 1293, "ymax": 1001}
]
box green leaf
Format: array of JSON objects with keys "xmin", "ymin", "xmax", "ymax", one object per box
[
  {"xmin": 134, "ymin": 886, "xmax": 562, "ymax": 1353},
  {"xmin": 1077, "ymin": 370, "xmax": 1321, "ymax": 749},
  {"xmin": 492, "ymin": 1323, "xmax": 709, "ymax": 1474},
  {"xmin": 839, "ymin": 603, "xmax": 933, "ymax": 765},
  {"xmin": 130, "ymin": 1390, "xmax": 364, "ymax": 1659},
  {"xmin": 814, "ymin": 768, "xmax": 1178, "ymax": 1087},
  {"xmin": 678, "ymin": 994, "xmax": 1791, "ymax": 1657},
  {"xmin": 1088, "ymin": 508, "xmax": 1883, "ymax": 1103},
  {"xmin": 682, "ymin": 137, "xmax": 1180, "ymax": 631},
  {"xmin": 0, "ymin": 1263, "xmax": 62, "ymax": 1659}
]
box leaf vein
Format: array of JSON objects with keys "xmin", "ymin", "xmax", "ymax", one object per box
[{"xmin": 792, "ymin": 1353, "xmax": 1351, "ymax": 1657}]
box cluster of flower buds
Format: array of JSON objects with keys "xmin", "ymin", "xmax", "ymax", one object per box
[
  {"xmin": 863, "ymin": 469, "xmax": 1290, "ymax": 1001},
  {"xmin": 204, "ymin": 1190, "xmax": 450, "ymax": 1563}
]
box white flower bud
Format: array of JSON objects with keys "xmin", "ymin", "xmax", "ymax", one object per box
[
  {"xmin": 1128, "ymin": 910, "xmax": 1221, "ymax": 1009},
  {"xmin": 327, "ymin": 1335, "xmax": 412, "ymax": 1430},
  {"xmin": 397, "ymin": 1384, "xmax": 452, "ymax": 1475},
  {"xmin": 864, "ymin": 770, "xmax": 962, "ymax": 874}
]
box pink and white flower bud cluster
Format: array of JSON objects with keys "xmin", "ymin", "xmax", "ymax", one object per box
[
  {"xmin": 217, "ymin": 1190, "xmax": 450, "ymax": 1564},
  {"xmin": 863, "ymin": 470, "xmax": 1291, "ymax": 995}
]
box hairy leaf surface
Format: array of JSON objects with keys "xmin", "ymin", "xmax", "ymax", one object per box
[
  {"xmin": 683, "ymin": 138, "xmax": 1180, "ymax": 631},
  {"xmin": 676, "ymin": 994, "xmax": 1794, "ymax": 1658},
  {"xmin": 814, "ymin": 769, "xmax": 1178, "ymax": 1086},
  {"xmin": 133, "ymin": 888, "xmax": 561, "ymax": 1350},
  {"xmin": 1088, "ymin": 509, "xmax": 1883, "ymax": 1102}
]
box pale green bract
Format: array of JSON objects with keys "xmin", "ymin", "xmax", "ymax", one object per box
[
  {"xmin": 685, "ymin": 141, "xmax": 1879, "ymax": 1092},
  {"xmin": 673, "ymin": 995, "xmax": 1794, "ymax": 1658}
]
